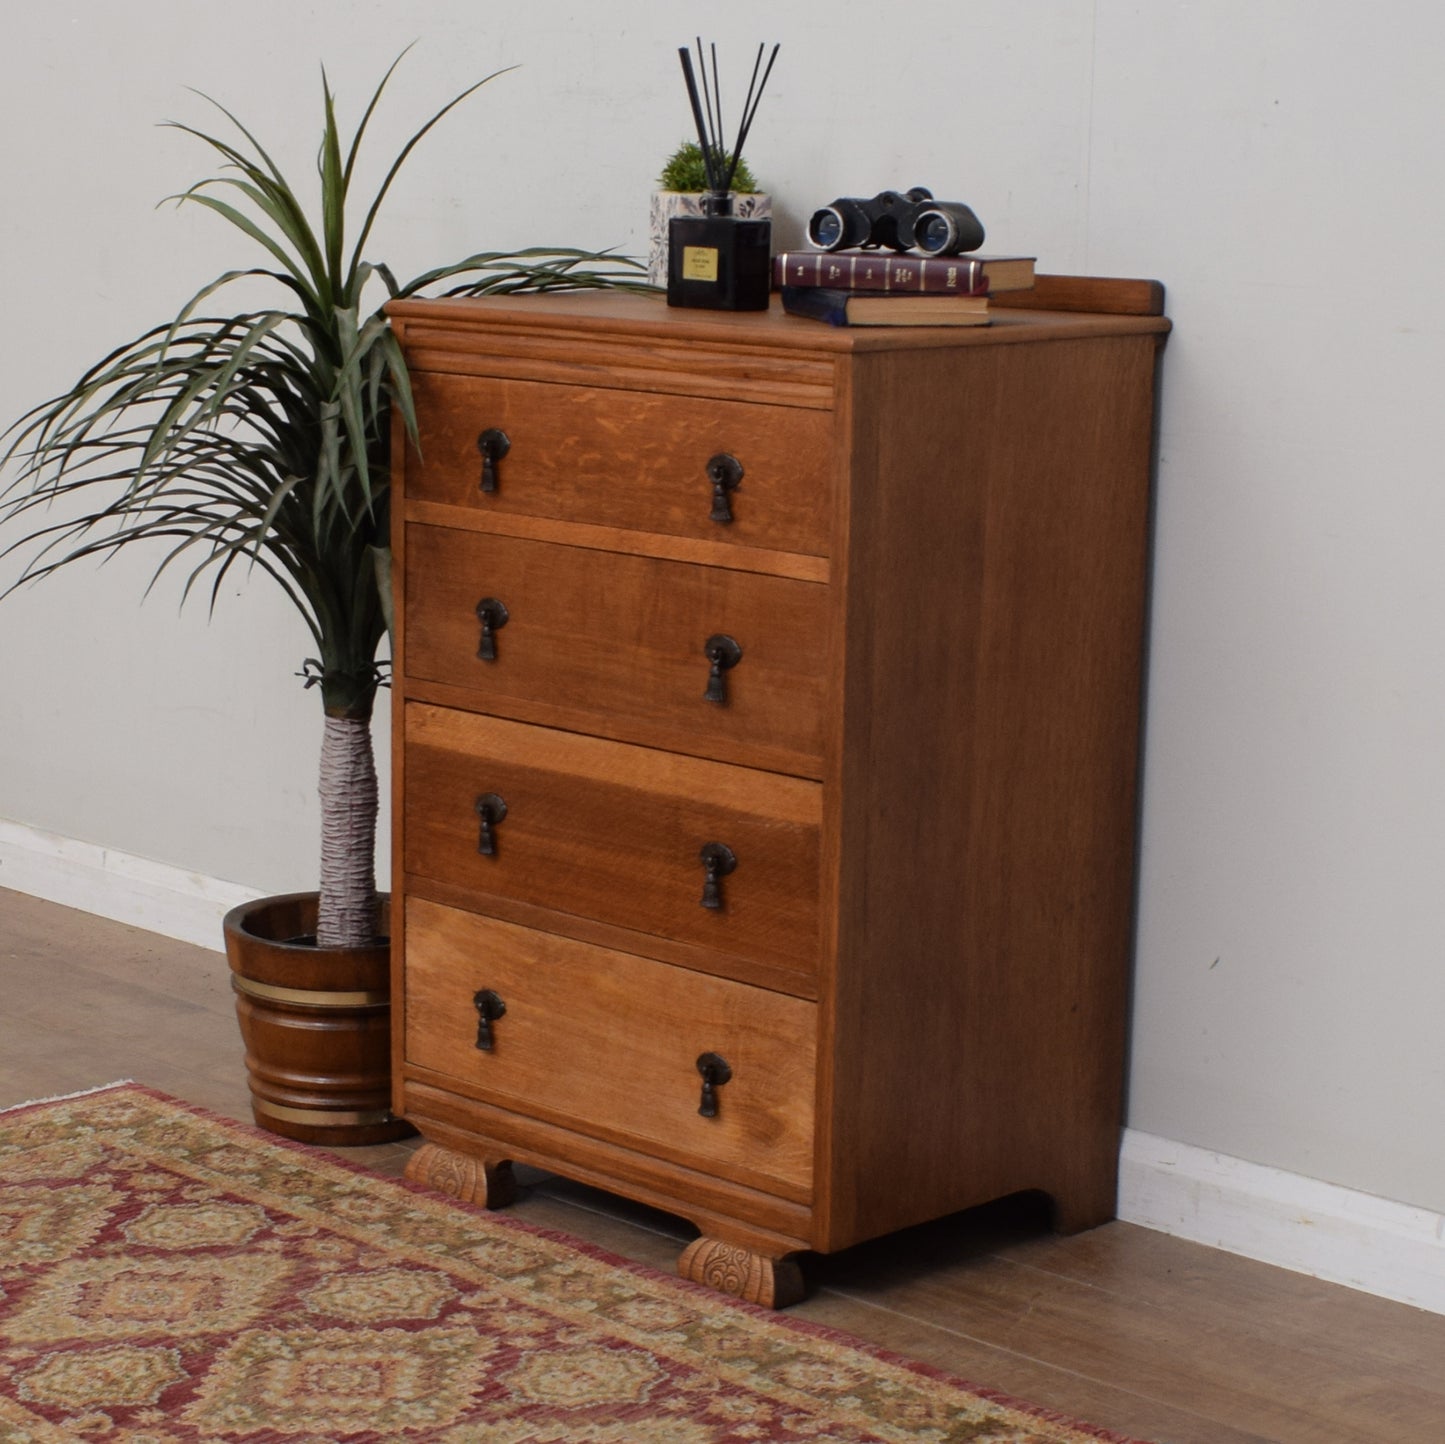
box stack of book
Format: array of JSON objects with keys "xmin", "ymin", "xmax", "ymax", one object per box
[{"xmin": 773, "ymin": 249, "xmax": 1035, "ymax": 327}]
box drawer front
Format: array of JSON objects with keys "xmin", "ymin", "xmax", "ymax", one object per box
[
  {"xmin": 404, "ymin": 899, "xmax": 817, "ymax": 1199},
  {"xmin": 403, "ymin": 704, "xmax": 822, "ymax": 980},
  {"xmin": 404, "ymin": 524, "xmax": 829, "ymax": 775},
  {"xmin": 406, "ymin": 371, "xmax": 834, "ymax": 556}
]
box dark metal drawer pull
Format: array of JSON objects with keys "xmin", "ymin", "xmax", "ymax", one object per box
[
  {"xmin": 699, "ymin": 842, "xmax": 737, "ymax": 909},
  {"xmin": 475, "ymin": 597, "xmax": 509, "ymax": 661},
  {"xmin": 706, "ymin": 453, "xmax": 743, "ymax": 524},
  {"xmin": 475, "ymin": 793, "xmax": 508, "ymax": 856},
  {"xmin": 703, "ymin": 634, "xmax": 742, "ymax": 705},
  {"xmin": 473, "ymin": 988, "xmax": 506, "ymax": 1051},
  {"xmin": 696, "ymin": 1052, "xmax": 733, "ymax": 1117},
  {"xmin": 477, "ymin": 428, "xmax": 510, "ymax": 493}
]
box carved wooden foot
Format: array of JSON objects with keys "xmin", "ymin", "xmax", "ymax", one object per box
[
  {"xmin": 678, "ymin": 1236, "xmax": 806, "ymax": 1308},
  {"xmin": 405, "ymin": 1141, "xmax": 517, "ymax": 1209}
]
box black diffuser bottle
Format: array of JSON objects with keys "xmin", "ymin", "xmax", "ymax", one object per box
[
  {"xmin": 667, "ymin": 41, "xmax": 778, "ymax": 312},
  {"xmin": 668, "ymin": 190, "xmax": 771, "ymax": 311}
]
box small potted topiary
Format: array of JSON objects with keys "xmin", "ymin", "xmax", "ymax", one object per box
[{"xmin": 648, "ymin": 141, "xmax": 770, "ymax": 286}]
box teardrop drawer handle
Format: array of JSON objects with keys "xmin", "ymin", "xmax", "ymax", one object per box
[
  {"xmin": 473, "ymin": 988, "xmax": 506, "ymax": 1051},
  {"xmin": 703, "ymin": 634, "xmax": 742, "ymax": 705},
  {"xmin": 475, "ymin": 793, "xmax": 508, "ymax": 856},
  {"xmin": 706, "ymin": 453, "xmax": 743, "ymax": 524},
  {"xmin": 477, "ymin": 428, "xmax": 510, "ymax": 493},
  {"xmin": 475, "ymin": 597, "xmax": 509, "ymax": 661},
  {"xmin": 699, "ymin": 842, "xmax": 737, "ymax": 909},
  {"xmin": 696, "ymin": 1052, "xmax": 733, "ymax": 1117}
]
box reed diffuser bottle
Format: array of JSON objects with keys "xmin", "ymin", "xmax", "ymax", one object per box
[{"xmin": 667, "ymin": 41, "xmax": 779, "ymax": 311}]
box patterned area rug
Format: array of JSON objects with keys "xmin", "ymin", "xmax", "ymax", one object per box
[{"xmin": 1, "ymin": 1084, "xmax": 1151, "ymax": 1443}]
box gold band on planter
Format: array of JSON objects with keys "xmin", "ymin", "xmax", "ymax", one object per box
[
  {"xmin": 252, "ymin": 1100, "xmax": 398, "ymax": 1128},
  {"xmin": 231, "ymin": 975, "xmax": 389, "ymax": 1008}
]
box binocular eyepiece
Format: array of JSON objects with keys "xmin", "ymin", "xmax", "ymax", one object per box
[{"xmin": 807, "ymin": 187, "xmax": 985, "ymax": 257}]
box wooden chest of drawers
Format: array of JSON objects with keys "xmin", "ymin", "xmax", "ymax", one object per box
[{"xmin": 386, "ymin": 286, "xmax": 1169, "ymax": 1306}]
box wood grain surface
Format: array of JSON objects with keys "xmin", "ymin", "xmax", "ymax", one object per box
[
  {"xmin": 404, "ymin": 898, "xmax": 817, "ymax": 1200},
  {"xmin": 405, "ymin": 368, "xmax": 835, "ymax": 556},
  {"xmin": 402, "ymin": 522, "xmax": 830, "ymax": 777},
  {"xmin": 402, "ymin": 704, "xmax": 823, "ymax": 979}
]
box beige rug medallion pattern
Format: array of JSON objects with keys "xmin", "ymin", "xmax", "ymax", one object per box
[{"xmin": 0, "ymin": 1084, "xmax": 1152, "ymax": 1442}]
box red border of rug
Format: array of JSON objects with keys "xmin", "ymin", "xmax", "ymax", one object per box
[{"xmin": 4, "ymin": 1081, "xmax": 1157, "ymax": 1444}]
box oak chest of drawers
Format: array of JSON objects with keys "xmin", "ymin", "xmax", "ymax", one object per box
[{"xmin": 386, "ymin": 285, "xmax": 1169, "ymax": 1305}]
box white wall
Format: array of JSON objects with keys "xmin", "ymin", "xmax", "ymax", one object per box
[{"xmin": 3, "ymin": 2, "xmax": 1443, "ymax": 1218}]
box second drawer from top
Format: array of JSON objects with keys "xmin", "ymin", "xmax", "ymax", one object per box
[{"xmin": 403, "ymin": 523, "xmax": 831, "ymax": 777}]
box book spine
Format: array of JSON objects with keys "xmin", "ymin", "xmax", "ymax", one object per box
[
  {"xmin": 778, "ymin": 286, "xmax": 850, "ymax": 325},
  {"xmin": 772, "ymin": 251, "xmax": 986, "ymax": 295}
]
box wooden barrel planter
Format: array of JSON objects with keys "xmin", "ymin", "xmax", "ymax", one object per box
[{"xmin": 223, "ymin": 892, "xmax": 414, "ymax": 1146}]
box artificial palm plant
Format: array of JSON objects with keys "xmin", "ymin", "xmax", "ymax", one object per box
[{"xmin": 0, "ymin": 56, "xmax": 645, "ymax": 951}]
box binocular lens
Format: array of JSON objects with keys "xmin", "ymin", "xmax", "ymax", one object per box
[
  {"xmin": 808, "ymin": 207, "xmax": 847, "ymax": 250},
  {"xmin": 914, "ymin": 211, "xmax": 957, "ymax": 255},
  {"xmin": 909, "ymin": 204, "xmax": 985, "ymax": 256}
]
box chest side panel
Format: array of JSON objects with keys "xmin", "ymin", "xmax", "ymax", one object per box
[{"xmin": 822, "ymin": 333, "xmax": 1162, "ymax": 1249}]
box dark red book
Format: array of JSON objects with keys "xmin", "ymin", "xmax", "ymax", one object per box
[{"xmin": 772, "ymin": 249, "xmax": 1035, "ymax": 295}]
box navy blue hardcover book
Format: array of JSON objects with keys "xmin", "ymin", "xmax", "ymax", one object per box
[{"xmin": 779, "ymin": 285, "xmax": 990, "ymax": 327}]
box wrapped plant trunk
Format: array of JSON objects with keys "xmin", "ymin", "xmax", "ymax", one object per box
[{"xmin": 317, "ymin": 711, "xmax": 379, "ymax": 947}]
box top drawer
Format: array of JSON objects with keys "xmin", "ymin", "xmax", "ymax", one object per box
[{"xmin": 404, "ymin": 371, "xmax": 835, "ymax": 557}]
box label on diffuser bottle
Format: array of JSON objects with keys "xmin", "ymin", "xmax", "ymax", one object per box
[{"xmin": 682, "ymin": 246, "xmax": 720, "ymax": 281}]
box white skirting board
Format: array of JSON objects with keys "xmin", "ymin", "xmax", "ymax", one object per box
[
  {"xmin": 1119, "ymin": 1130, "xmax": 1445, "ymax": 1316},
  {"xmin": 2, "ymin": 816, "xmax": 1442, "ymax": 1315},
  {"xmin": 0, "ymin": 818, "xmax": 258, "ymax": 952}
]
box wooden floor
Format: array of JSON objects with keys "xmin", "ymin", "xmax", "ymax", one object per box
[{"xmin": 3, "ymin": 887, "xmax": 1441, "ymax": 1444}]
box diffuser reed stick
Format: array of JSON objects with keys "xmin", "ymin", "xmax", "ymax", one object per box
[{"xmin": 676, "ymin": 39, "xmax": 779, "ymax": 199}]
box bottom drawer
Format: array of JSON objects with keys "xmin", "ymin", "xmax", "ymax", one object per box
[{"xmin": 402, "ymin": 898, "xmax": 817, "ymax": 1201}]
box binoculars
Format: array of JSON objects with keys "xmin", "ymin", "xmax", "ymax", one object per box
[{"xmin": 806, "ymin": 187, "xmax": 985, "ymax": 257}]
